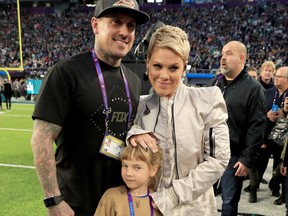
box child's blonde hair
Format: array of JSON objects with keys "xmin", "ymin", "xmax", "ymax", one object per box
[{"xmin": 121, "ymin": 145, "xmax": 163, "ymax": 190}]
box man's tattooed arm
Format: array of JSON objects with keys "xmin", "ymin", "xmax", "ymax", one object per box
[{"xmin": 31, "ymin": 119, "xmax": 62, "ymax": 197}]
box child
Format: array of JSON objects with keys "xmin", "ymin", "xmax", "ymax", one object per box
[{"xmin": 94, "ymin": 145, "xmax": 163, "ymax": 216}]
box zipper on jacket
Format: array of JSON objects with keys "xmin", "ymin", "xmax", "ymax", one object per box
[
  {"xmin": 153, "ymin": 97, "xmax": 161, "ymax": 132},
  {"xmin": 153, "ymin": 97, "xmax": 180, "ymax": 179},
  {"xmin": 171, "ymin": 103, "xmax": 180, "ymax": 179}
]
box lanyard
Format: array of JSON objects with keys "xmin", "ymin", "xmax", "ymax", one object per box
[
  {"xmin": 214, "ymin": 74, "xmax": 227, "ymax": 94},
  {"xmin": 91, "ymin": 49, "xmax": 133, "ymax": 132},
  {"xmin": 127, "ymin": 187, "xmax": 154, "ymax": 216},
  {"xmin": 214, "ymin": 74, "xmax": 224, "ymax": 87},
  {"xmin": 273, "ymin": 90, "xmax": 287, "ymax": 108}
]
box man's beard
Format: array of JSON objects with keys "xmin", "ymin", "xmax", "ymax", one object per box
[{"xmin": 221, "ymin": 68, "xmax": 229, "ymax": 75}]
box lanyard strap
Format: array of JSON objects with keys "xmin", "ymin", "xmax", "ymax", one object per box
[
  {"xmin": 91, "ymin": 49, "xmax": 133, "ymax": 131},
  {"xmin": 273, "ymin": 90, "xmax": 287, "ymax": 108},
  {"xmin": 214, "ymin": 74, "xmax": 227, "ymax": 95},
  {"xmin": 214, "ymin": 74, "xmax": 224, "ymax": 87},
  {"xmin": 127, "ymin": 188, "xmax": 154, "ymax": 216}
]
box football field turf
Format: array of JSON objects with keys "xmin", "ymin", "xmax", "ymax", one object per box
[
  {"xmin": 0, "ymin": 103, "xmax": 285, "ymax": 216},
  {"xmin": 0, "ymin": 103, "xmax": 46, "ymax": 215}
]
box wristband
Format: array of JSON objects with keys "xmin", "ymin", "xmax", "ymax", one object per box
[{"xmin": 44, "ymin": 195, "xmax": 63, "ymax": 208}]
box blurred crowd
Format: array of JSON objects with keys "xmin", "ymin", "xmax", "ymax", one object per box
[{"xmin": 0, "ymin": 0, "xmax": 287, "ymax": 72}]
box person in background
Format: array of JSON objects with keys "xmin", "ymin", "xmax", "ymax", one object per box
[
  {"xmin": 215, "ymin": 68, "xmax": 222, "ymax": 75},
  {"xmin": 12, "ymin": 79, "xmax": 20, "ymax": 99},
  {"xmin": 20, "ymin": 79, "xmax": 27, "ymax": 99},
  {"xmin": 94, "ymin": 144, "xmax": 163, "ymax": 216},
  {"xmin": 264, "ymin": 66, "xmax": 288, "ymax": 205},
  {"xmin": 0, "ymin": 80, "xmax": 3, "ymax": 110},
  {"xmin": 30, "ymin": 0, "xmax": 150, "ymax": 215},
  {"xmin": 207, "ymin": 41, "xmax": 266, "ymax": 216},
  {"xmin": 127, "ymin": 25, "xmax": 230, "ymax": 215},
  {"xmin": 244, "ymin": 65, "xmax": 265, "ymax": 203},
  {"xmin": 259, "ymin": 60, "xmax": 275, "ymax": 90},
  {"xmin": 243, "ymin": 62, "xmax": 276, "ymax": 202},
  {"xmin": 3, "ymin": 79, "xmax": 13, "ymax": 111},
  {"xmin": 247, "ymin": 66, "xmax": 258, "ymax": 80},
  {"xmin": 280, "ymin": 96, "xmax": 288, "ymax": 215}
]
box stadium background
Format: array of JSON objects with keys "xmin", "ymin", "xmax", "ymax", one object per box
[
  {"xmin": 0, "ymin": 0, "xmax": 287, "ymax": 215},
  {"xmin": 0, "ymin": 0, "xmax": 287, "ymax": 95}
]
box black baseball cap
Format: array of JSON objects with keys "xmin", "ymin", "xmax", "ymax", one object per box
[{"xmin": 94, "ymin": 0, "xmax": 150, "ymax": 25}]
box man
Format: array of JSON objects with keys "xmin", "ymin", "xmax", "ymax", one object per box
[
  {"xmin": 279, "ymin": 95, "xmax": 288, "ymax": 211},
  {"xmin": 30, "ymin": 0, "xmax": 149, "ymax": 215},
  {"xmin": 244, "ymin": 61, "xmax": 277, "ymax": 203},
  {"xmin": 259, "ymin": 60, "xmax": 275, "ymax": 90},
  {"xmin": 264, "ymin": 66, "xmax": 288, "ymax": 205},
  {"xmin": 207, "ymin": 41, "xmax": 266, "ymax": 216},
  {"xmin": 12, "ymin": 79, "xmax": 20, "ymax": 99}
]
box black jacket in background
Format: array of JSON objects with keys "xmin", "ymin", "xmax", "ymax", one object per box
[
  {"xmin": 283, "ymin": 140, "xmax": 288, "ymax": 167},
  {"xmin": 264, "ymin": 87, "xmax": 288, "ymax": 144},
  {"xmin": 206, "ymin": 69, "xmax": 266, "ymax": 168},
  {"xmin": 258, "ymin": 76, "xmax": 274, "ymax": 90}
]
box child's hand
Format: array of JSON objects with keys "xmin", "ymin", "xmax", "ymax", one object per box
[{"xmin": 150, "ymin": 198, "xmax": 159, "ymax": 211}]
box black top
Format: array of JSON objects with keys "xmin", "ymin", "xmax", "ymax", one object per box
[
  {"xmin": 32, "ymin": 51, "xmax": 141, "ymax": 215},
  {"xmin": 207, "ymin": 70, "xmax": 266, "ymax": 168},
  {"xmin": 264, "ymin": 87, "xmax": 288, "ymax": 143},
  {"xmin": 283, "ymin": 140, "xmax": 288, "ymax": 167},
  {"xmin": 258, "ymin": 77, "xmax": 274, "ymax": 90},
  {"xmin": 3, "ymin": 82, "xmax": 13, "ymax": 98}
]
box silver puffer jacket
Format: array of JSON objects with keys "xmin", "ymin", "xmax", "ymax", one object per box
[{"xmin": 127, "ymin": 83, "xmax": 230, "ymax": 216}]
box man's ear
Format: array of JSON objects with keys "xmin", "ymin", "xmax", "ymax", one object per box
[{"xmin": 91, "ymin": 17, "xmax": 98, "ymax": 34}]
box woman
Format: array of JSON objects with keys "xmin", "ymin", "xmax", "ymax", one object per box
[{"xmin": 126, "ymin": 25, "xmax": 230, "ymax": 215}]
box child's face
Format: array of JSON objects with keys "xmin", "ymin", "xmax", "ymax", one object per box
[{"xmin": 121, "ymin": 158, "xmax": 157, "ymax": 196}]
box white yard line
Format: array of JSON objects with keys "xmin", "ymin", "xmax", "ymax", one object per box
[
  {"xmin": 0, "ymin": 128, "xmax": 32, "ymax": 132},
  {"xmin": 0, "ymin": 114, "xmax": 31, "ymax": 118},
  {"xmin": 0, "ymin": 163, "xmax": 35, "ymax": 169}
]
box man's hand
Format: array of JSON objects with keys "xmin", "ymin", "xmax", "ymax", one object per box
[
  {"xmin": 280, "ymin": 163, "xmax": 287, "ymax": 176},
  {"xmin": 261, "ymin": 143, "xmax": 267, "ymax": 149},
  {"xmin": 234, "ymin": 161, "xmax": 249, "ymax": 177},
  {"xmin": 284, "ymin": 97, "xmax": 288, "ymax": 113},
  {"xmin": 48, "ymin": 201, "xmax": 74, "ymax": 216},
  {"xmin": 267, "ymin": 109, "xmax": 279, "ymax": 122},
  {"xmin": 129, "ymin": 133, "xmax": 158, "ymax": 153}
]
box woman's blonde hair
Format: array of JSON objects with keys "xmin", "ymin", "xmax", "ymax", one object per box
[
  {"xmin": 121, "ymin": 145, "xmax": 163, "ymax": 190},
  {"xmin": 147, "ymin": 25, "xmax": 190, "ymax": 65}
]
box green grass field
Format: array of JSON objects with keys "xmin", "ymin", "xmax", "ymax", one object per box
[{"xmin": 0, "ymin": 103, "xmax": 46, "ymax": 215}]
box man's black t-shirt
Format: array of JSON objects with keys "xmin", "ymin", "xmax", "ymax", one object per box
[{"xmin": 32, "ymin": 51, "xmax": 141, "ymax": 215}]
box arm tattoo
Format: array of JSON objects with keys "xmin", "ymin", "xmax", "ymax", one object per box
[{"xmin": 31, "ymin": 119, "xmax": 62, "ymax": 197}]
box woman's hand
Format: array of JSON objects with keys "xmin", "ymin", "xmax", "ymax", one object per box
[{"xmin": 129, "ymin": 133, "xmax": 158, "ymax": 153}]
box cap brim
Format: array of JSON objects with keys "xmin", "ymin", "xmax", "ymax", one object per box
[{"xmin": 97, "ymin": 7, "xmax": 150, "ymax": 25}]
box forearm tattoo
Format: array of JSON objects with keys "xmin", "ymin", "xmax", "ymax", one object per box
[{"xmin": 31, "ymin": 119, "xmax": 62, "ymax": 197}]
